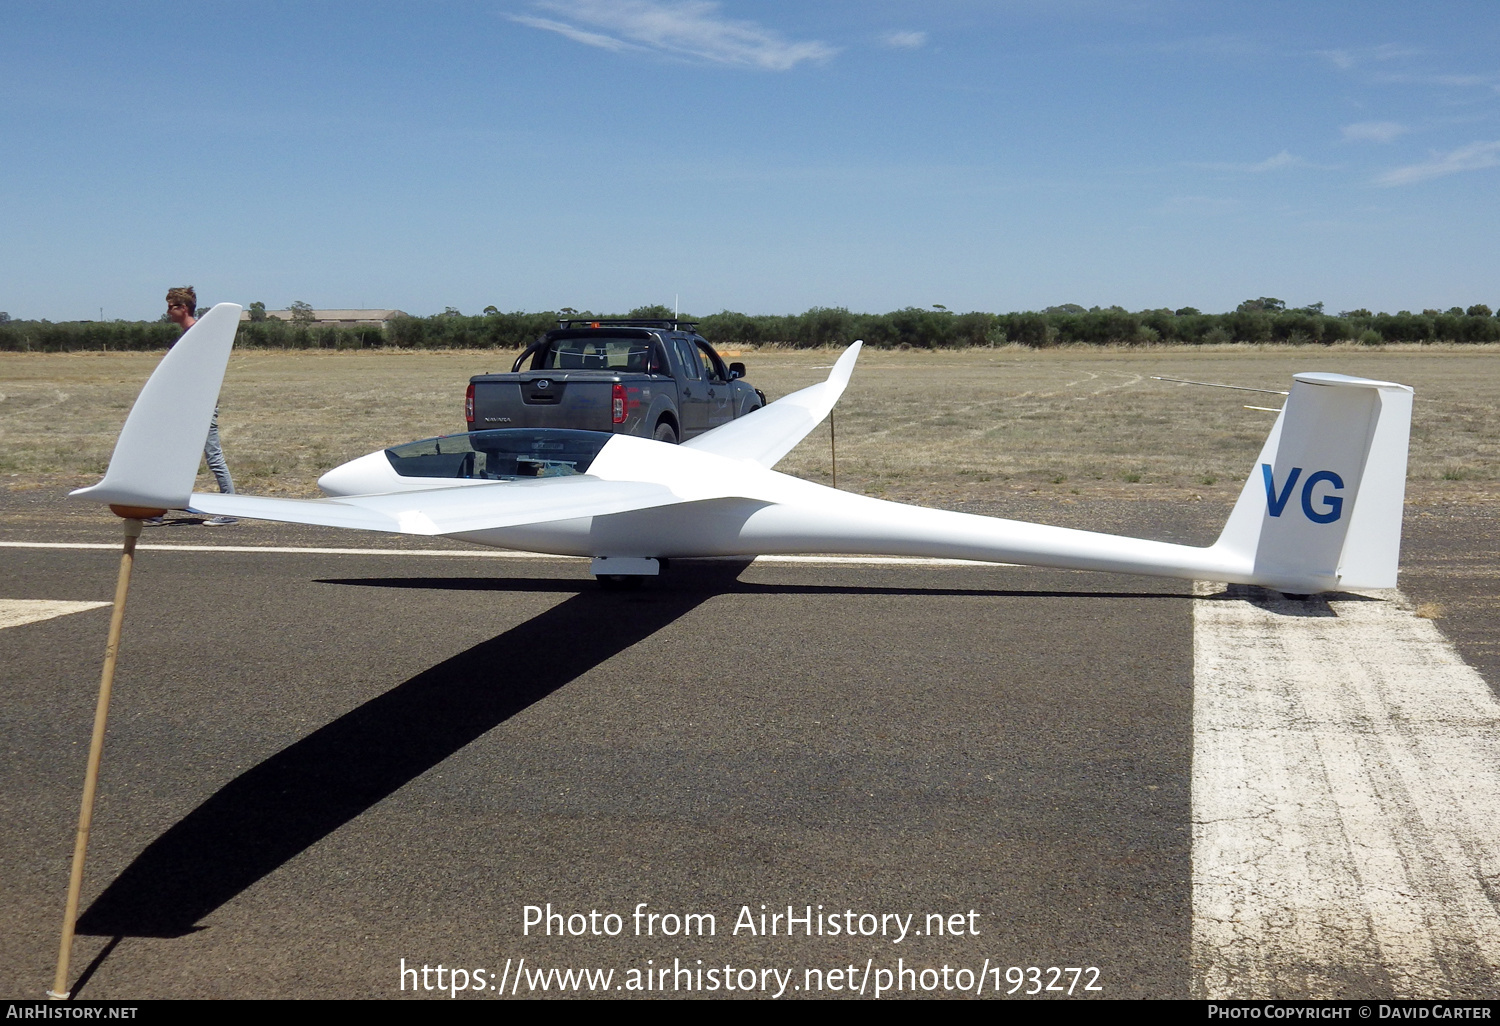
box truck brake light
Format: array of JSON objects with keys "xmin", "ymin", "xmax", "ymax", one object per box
[
  {"xmin": 612, "ymin": 383, "xmax": 626, "ymax": 424},
  {"xmin": 465, "ymin": 383, "xmax": 474, "ymax": 426}
]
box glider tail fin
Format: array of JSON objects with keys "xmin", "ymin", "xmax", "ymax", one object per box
[
  {"xmin": 1213, "ymin": 372, "xmax": 1413, "ymax": 590},
  {"xmin": 70, "ymin": 303, "xmax": 242, "ymax": 512}
]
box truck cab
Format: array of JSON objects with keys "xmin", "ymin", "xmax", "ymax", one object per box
[{"xmin": 466, "ymin": 319, "xmax": 763, "ymax": 444}]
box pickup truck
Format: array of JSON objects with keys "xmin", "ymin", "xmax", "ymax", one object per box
[{"xmin": 465, "ymin": 319, "xmax": 765, "ymax": 443}]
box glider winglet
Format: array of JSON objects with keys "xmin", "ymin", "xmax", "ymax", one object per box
[
  {"xmin": 683, "ymin": 340, "xmax": 863, "ymax": 468},
  {"xmin": 71, "ymin": 303, "xmax": 242, "ymax": 511}
]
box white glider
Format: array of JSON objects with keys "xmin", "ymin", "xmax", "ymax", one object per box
[{"xmin": 73, "ymin": 303, "xmax": 1413, "ymax": 594}]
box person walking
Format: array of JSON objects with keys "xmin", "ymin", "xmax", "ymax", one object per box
[{"xmin": 156, "ymin": 286, "xmax": 237, "ymax": 525}]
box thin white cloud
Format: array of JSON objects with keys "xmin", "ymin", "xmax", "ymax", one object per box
[
  {"xmin": 1153, "ymin": 195, "xmax": 1240, "ymax": 216},
  {"xmin": 1319, "ymin": 49, "xmax": 1355, "ymax": 70},
  {"xmin": 511, "ymin": 1, "xmax": 838, "ymax": 70},
  {"xmin": 882, "ymin": 30, "xmax": 927, "ymax": 50},
  {"xmin": 1195, "ymin": 151, "xmax": 1322, "ymax": 173},
  {"xmin": 1376, "ymin": 140, "xmax": 1500, "ymax": 186},
  {"xmin": 1315, "ymin": 43, "xmax": 1421, "ymax": 70},
  {"xmin": 509, "ymin": 15, "xmax": 641, "ymax": 53},
  {"xmin": 1250, "ymin": 151, "xmax": 1301, "ymax": 172},
  {"xmin": 1431, "ymin": 73, "xmax": 1496, "ymax": 88},
  {"xmin": 1341, "ymin": 121, "xmax": 1408, "ymax": 144},
  {"xmin": 1373, "ymin": 71, "xmax": 1500, "ymax": 90}
]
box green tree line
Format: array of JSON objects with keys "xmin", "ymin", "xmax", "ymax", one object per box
[{"xmin": 2, "ymin": 300, "xmax": 1497, "ymax": 353}]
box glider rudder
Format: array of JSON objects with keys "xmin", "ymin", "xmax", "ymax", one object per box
[{"xmin": 1212, "ymin": 372, "xmax": 1413, "ymax": 591}]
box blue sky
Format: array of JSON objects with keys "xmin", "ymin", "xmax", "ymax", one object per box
[{"xmin": 3, "ymin": 1, "xmax": 1497, "ymax": 320}]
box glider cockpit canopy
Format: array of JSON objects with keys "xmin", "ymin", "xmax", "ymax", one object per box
[{"xmin": 384, "ymin": 428, "xmax": 612, "ymax": 481}]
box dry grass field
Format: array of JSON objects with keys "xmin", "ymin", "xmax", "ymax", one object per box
[{"xmin": 2, "ymin": 344, "xmax": 1496, "ymax": 506}]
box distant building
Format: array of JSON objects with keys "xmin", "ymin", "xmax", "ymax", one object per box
[{"xmin": 240, "ymin": 309, "xmax": 410, "ymax": 327}]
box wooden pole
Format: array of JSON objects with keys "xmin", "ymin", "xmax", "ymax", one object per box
[{"xmin": 49, "ymin": 515, "xmax": 148, "ymax": 999}]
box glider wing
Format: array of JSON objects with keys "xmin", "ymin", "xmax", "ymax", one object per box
[
  {"xmin": 187, "ymin": 475, "xmax": 683, "ymax": 536},
  {"xmin": 682, "ymin": 341, "xmax": 861, "ymax": 468}
]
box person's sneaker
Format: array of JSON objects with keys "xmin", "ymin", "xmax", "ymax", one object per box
[
  {"xmin": 142, "ymin": 516, "xmax": 166, "ymax": 525},
  {"xmin": 203, "ymin": 516, "xmax": 238, "ymax": 526}
]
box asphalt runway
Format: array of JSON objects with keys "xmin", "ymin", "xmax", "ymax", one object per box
[{"xmin": 1, "ymin": 497, "xmax": 1496, "ymax": 1000}]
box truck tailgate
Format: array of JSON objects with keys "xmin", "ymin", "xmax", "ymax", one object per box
[{"xmin": 472, "ymin": 378, "xmax": 615, "ymax": 431}]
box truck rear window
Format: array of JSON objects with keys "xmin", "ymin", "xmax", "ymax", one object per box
[
  {"xmin": 385, "ymin": 428, "xmax": 611, "ymax": 480},
  {"xmin": 540, "ymin": 337, "xmax": 653, "ymax": 372}
]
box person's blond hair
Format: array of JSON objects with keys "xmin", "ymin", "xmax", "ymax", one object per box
[{"xmin": 166, "ymin": 286, "xmax": 196, "ymax": 314}]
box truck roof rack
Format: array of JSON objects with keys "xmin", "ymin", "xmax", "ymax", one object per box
[{"xmin": 555, "ymin": 318, "xmax": 698, "ymax": 333}]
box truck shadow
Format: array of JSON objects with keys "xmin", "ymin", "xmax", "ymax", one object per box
[{"xmin": 75, "ymin": 559, "xmax": 752, "ymax": 940}]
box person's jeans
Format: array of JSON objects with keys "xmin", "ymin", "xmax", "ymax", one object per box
[{"xmin": 204, "ymin": 406, "xmax": 235, "ymax": 494}]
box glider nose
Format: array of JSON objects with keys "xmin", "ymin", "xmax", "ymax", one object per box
[{"xmin": 318, "ymin": 451, "xmax": 398, "ymax": 496}]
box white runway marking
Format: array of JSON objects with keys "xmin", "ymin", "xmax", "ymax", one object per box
[
  {"xmin": 1193, "ymin": 583, "xmax": 1500, "ymax": 998},
  {"xmin": 0, "ymin": 540, "xmax": 568, "ymax": 558},
  {"xmin": 0, "ymin": 540, "xmax": 1006, "ymax": 568},
  {"xmin": 0, "ymin": 598, "xmax": 110, "ymax": 630}
]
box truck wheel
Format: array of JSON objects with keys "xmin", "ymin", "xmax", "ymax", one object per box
[{"xmin": 653, "ymin": 422, "xmax": 678, "ymax": 444}]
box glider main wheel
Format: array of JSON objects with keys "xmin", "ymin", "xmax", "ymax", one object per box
[
  {"xmin": 653, "ymin": 422, "xmax": 678, "ymax": 444},
  {"xmin": 598, "ymin": 574, "xmax": 644, "ymax": 592}
]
